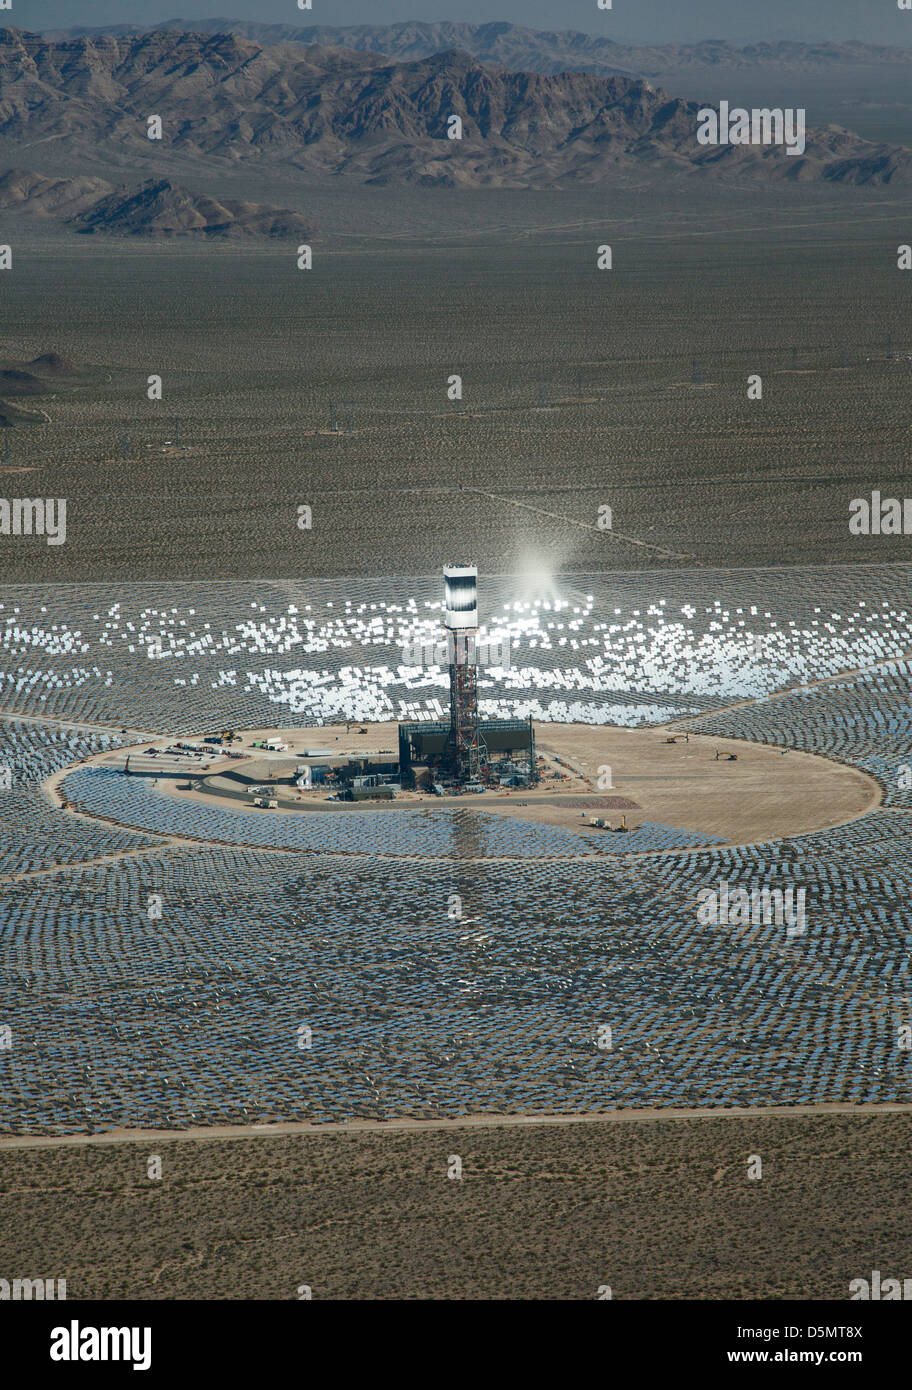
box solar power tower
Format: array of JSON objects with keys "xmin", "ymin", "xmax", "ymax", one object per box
[{"xmin": 443, "ymin": 564, "xmax": 483, "ymax": 783}]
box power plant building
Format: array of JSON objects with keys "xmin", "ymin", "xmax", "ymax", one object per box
[{"xmin": 398, "ymin": 565, "xmax": 537, "ymax": 792}]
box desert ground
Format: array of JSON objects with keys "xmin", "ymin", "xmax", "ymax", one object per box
[
  {"xmin": 1, "ymin": 183, "xmax": 912, "ymax": 581},
  {"xmin": 85, "ymin": 718, "xmax": 878, "ymax": 845},
  {"xmin": 0, "ymin": 1112, "xmax": 908, "ymax": 1300}
]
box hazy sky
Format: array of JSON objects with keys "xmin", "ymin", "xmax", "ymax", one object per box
[{"xmin": 5, "ymin": 0, "xmax": 912, "ymax": 47}]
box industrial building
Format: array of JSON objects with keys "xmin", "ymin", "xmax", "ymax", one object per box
[{"xmin": 398, "ymin": 717, "xmax": 536, "ymax": 791}]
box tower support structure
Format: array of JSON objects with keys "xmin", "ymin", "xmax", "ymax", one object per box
[
  {"xmin": 443, "ymin": 564, "xmax": 483, "ymax": 784},
  {"xmin": 447, "ymin": 630, "xmax": 482, "ymax": 782}
]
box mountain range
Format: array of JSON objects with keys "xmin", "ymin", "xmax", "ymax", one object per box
[
  {"xmin": 1, "ymin": 27, "xmax": 911, "ymax": 197},
  {"xmin": 0, "ymin": 168, "xmax": 314, "ymax": 238},
  {"xmin": 41, "ymin": 18, "xmax": 912, "ymax": 76}
]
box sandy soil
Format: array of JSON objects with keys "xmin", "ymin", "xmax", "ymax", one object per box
[
  {"xmin": 2, "ymin": 1113, "xmax": 909, "ymax": 1299},
  {"xmin": 81, "ymin": 718, "xmax": 880, "ymax": 850}
]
